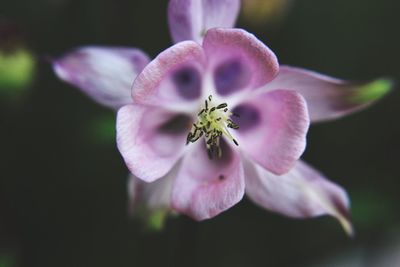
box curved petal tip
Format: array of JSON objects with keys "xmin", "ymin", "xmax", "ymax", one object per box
[
  {"xmin": 245, "ymin": 160, "xmax": 353, "ymax": 236},
  {"xmin": 349, "ymin": 78, "xmax": 394, "ymax": 105},
  {"xmin": 53, "ymin": 46, "xmax": 150, "ymax": 110},
  {"xmin": 263, "ymin": 66, "xmax": 394, "ymax": 122}
]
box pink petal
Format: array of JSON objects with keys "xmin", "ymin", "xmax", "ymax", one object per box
[
  {"xmin": 263, "ymin": 66, "xmax": 393, "ymax": 122},
  {"xmin": 133, "ymin": 41, "xmax": 206, "ymax": 111},
  {"xmin": 172, "ymin": 141, "xmax": 245, "ymax": 220},
  {"xmin": 245, "ymin": 160, "xmax": 353, "ymax": 235},
  {"xmin": 234, "ymin": 89, "xmax": 309, "ymax": 175},
  {"xmin": 168, "ymin": 0, "xmax": 241, "ymax": 44},
  {"xmin": 53, "ymin": 46, "xmax": 150, "ymax": 109},
  {"xmin": 203, "ymin": 28, "xmax": 279, "ymax": 97},
  {"xmin": 116, "ymin": 104, "xmax": 192, "ymax": 182}
]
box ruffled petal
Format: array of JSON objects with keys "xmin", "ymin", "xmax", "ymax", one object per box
[
  {"xmin": 53, "ymin": 46, "xmax": 150, "ymax": 109},
  {"xmin": 233, "ymin": 89, "xmax": 309, "ymax": 175},
  {"xmin": 245, "ymin": 160, "xmax": 353, "ymax": 235},
  {"xmin": 172, "ymin": 141, "xmax": 245, "ymax": 220},
  {"xmin": 263, "ymin": 66, "xmax": 393, "ymax": 122},
  {"xmin": 116, "ymin": 104, "xmax": 192, "ymax": 182},
  {"xmin": 168, "ymin": 0, "xmax": 241, "ymax": 44},
  {"xmin": 203, "ymin": 28, "xmax": 279, "ymax": 97},
  {"xmin": 133, "ymin": 41, "xmax": 206, "ymax": 112}
]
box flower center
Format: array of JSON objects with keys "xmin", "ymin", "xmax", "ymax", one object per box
[{"xmin": 186, "ymin": 95, "xmax": 239, "ymax": 158}]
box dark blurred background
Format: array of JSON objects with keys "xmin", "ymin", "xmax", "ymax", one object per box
[{"xmin": 1, "ymin": 0, "xmax": 399, "ymax": 266}]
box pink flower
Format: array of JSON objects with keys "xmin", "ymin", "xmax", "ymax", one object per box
[
  {"xmin": 117, "ymin": 27, "xmax": 309, "ymax": 222},
  {"xmin": 53, "ymin": 0, "xmax": 392, "ymax": 234}
]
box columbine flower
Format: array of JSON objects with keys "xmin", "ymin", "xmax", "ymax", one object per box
[
  {"xmin": 117, "ymin": 27, "xmax": 310, "ymax": 221},
  {"xmin": 53, "ymin": 0, "xmax": 392, "ymax": 234}
]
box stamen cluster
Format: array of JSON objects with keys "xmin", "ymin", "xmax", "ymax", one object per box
[{"xmin": 186, "ymin": 95, "xmax": 239, "ymax": 158}]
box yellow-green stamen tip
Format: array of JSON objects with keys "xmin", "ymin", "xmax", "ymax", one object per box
[{"xmin": 186, "ymin": 95, "xmax": 239, "ymax": 158}]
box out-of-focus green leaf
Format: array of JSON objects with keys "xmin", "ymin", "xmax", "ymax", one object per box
[
  {"xmin": 0, "ymin": 48, "xmax": 35, "ymax": 94},
  {"xmin": 87, "ymin": 114, "xmax": 116, "ymax": 144},
  {"xmin": 0, "ymin": 252, "xmax": 16, "ymax": 267},
  {"xmin": 352, "ymin": 190, "xmax": 394, "ymax": 229},
  {"xmin": 146, "ymin": 209, "xmax": 169, "ymax": 231}
]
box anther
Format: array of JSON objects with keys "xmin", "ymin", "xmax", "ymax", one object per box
[
  {"xmin": 191, "ymin": 134, "xmax": 202, "ymax": 142},
  {"xmin": 186, "ymin": 95, "xmax": 240, "ymax": 158},
  {"xmin": 217, "ymin": 103, "xmax": 227, "ymax": 109},
  {"xmin": 186, "ymin": 133, "xmax": 192, "ymax": 143}
]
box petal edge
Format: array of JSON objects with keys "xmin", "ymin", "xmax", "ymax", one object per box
[
  {"xmin": 245, "ymin": 160, "xmax": 353, "ymax": 236},
  {"xmin": 168, "ymin": 0, "xmax": 240, "ymax": 43},
  {"xmin": 53, "ymin": 46, "xmax": 150, "ymax": 109},
  {"xmin": 263, "ymin": 66, "xmax": 393, "ymax": 122}
]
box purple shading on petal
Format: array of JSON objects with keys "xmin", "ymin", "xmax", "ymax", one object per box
[
  {"xmin": 133, "ymin": 41, "xmax": 205, "ymax": 110},
  {"xmin": 232, "ymin": 104, "xmax": 261, "ymax": 132},
  {"xmin": 116, "ymin": 105, "xmax": 187, "ymax": 182},
  {"xmin": 209, "ymin": 137, "xmax": 234, "ymax": 166},
  {"xmin": 235, "ymin": 90, "xmax": 309, "ymax": 175},
  {"xmin": 203, "ymin": 29, "xmax": 279, "ymax": 95},
  {"xmin": 171, "ymin": 140, "xmax": 245, "ymax": 220},
  {"xmin": 158, "ymin": 114, "xmax": 192, "ymax": 135},
  {"xmin": 214, "ymin": 59, "xmax": 250, "ymax": 96},
  {"xmin": 172, "ymin": 66, "xmax": 202, "ymax": 100}
]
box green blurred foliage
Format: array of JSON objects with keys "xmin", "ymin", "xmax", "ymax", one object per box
[
  {"xmin": 0, "ymin": 48, "xmax": 35, "ymax": 96},
  {"xmin": 0, "ymin": 253, "xmax": 15, "ymax": 267},
  {"xmin": 352, "ymin": 189, "xmax": 395, "ymax": 229},
  {"xmin": 87, "ymin": 114, "xmax": 116, "ymax": 144}
]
